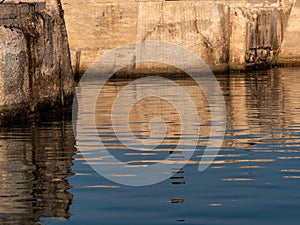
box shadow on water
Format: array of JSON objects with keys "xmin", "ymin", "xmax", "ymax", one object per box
[{"xmin": 0, "ymin": 120, "xmax": 75, "ymax": 224}]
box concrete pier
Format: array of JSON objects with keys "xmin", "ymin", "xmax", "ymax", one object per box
[
  {"xmin": 61, "ymin": 0, "xmax": 298, "ymax": 74},
  {"xmin": 0, "ymin": 0, "xmax": 74, "ymax": 121},
  {"xmin": 1, "ymin": 0, "xmax": 300, "ymax": 121}
]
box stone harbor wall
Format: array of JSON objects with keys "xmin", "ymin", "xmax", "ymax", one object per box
[
  {"xmin": 1, "ymin": 0, "xmax": 299, "ymax": 122},
  {"xmin": 278, "ymin": 0, "xmax": 300, "ymax": 64},
  {"xmin": 61, "ymin": 0, "xmax": 298, "ymax": 74},
  {"xmin": 0, "ymin": 2, "xmax": 46, "ymax": 26},
  {"xmin": 0, "ymin": 1, "xmax": 74, "ymax": 122},
  {"xmin": 229, "ymin": 3, "xmax": 291, "ymax": 70}
]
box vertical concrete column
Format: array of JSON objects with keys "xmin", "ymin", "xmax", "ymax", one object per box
[
  {"xmin": 0, "ymin": 27, "xmax": 29, "ymax": 115},
  {"xmin": 278, "ymin": 0, "xmax": 300, "ymax": 64},
  {"xmin": 229, "ymin": 7, "xmax": 247, "ymax": 70}
]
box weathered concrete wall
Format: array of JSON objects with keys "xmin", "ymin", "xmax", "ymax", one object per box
[
  {"xmin": 0, "ymin": 2, "xmax": 46, "ymax": 26},
  {"xmin": 62, "ymin": 0, "xmax": 230, "ymax": 73},
  {"xmin": 278, "ymin": 0, "xmax": 300, "ymax": 64},
  {"xmin": 0, "ymin": 1, "xmax": 74, "ymax": 121},
  {"xmin": 0, "ymin": 27, "xmax": 29, "ymax": 114},
  {"xmin": 229, "ymin": 5, "xmax": 290, "ymax": 69},
  {"xmin": 61, "ymin": 0, "xmax": 296, "ymax": 74}
]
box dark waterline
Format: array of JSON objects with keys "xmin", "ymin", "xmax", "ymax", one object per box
[{"xmin": 1, "ymin": 68, "xmax": 300, "ymax": 224}]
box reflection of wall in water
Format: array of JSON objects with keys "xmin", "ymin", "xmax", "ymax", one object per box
[
  {"xmin": 94, "ymin": 73, "xmax": 300, "ymax": 149},
  {"xmin": 0, "ymin": 122, "xmax": 74, "ymax": 224},
  {"xmin": 0, "ymin": 135, "xmax": 34, "ymax": 217},
  {"xmin": 270, "ymin": 69, "xmax": 300, "ymax": 127},
  {"xmin": 223, "ymin": 74, "xmax": 250, "ymax": 147},
  {"xmin": 95, "ymin": 79, "xmax": 212, "ymax": 143},
  {"xmin": 225, "ymin": 69, "xmax": 300, "ymax": 147}
]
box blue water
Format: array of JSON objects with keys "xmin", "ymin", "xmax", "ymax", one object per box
[{"xmin": 1, "ymin": 68, "xmax": 300, "ymax": 224}]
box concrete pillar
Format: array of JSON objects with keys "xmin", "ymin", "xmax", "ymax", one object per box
[
  {"xmin": 229, "ymin": 7, "xmax": 247, "ymax": 70},
  {"xmin": 278, "ymin": 0, "xmax": 300, "ymax": 64}
]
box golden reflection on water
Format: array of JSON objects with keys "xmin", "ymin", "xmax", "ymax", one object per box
[
  {"xmin": 84, "ymin": 185, "xmax": 120, "ymax": 189},
  {"xmin": 281, "ymin": 169, "xmax": 300, "ymax": 173},
  {"xmin": 87, "ymin": 68, "xmax": 300, "ymax": 181},
  {"xmin": 73, "ymin": 68, "xmax": 300, "ymax": 223},
  {"xmin": 209, "ymin": 204, "xmax": 222, "ymax": 207},
  {"xmin": 222, "ymin": 178, "xmax": 256, "ymax": 181},
  {"xmin": 283, "ymin": 176, "xmax": 300, "ymax": 179},
  {"xmin": 0, "ymin": 123, "xmax": 74, "ymax": 224},
  {"xmin": 1, "ymin": 68, "xmax": 298, "ymax": 223}
]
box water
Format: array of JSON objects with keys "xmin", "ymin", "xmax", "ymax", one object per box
[{"xmin": 1, "ymin": 68, "xmax": 300, "ymax": 224}]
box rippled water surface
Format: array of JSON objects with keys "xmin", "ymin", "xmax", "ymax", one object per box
[{"xmin": 1, "ymin": 68, "xmax": 300, "ymax": 224}]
